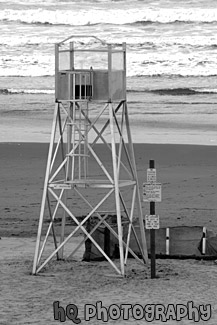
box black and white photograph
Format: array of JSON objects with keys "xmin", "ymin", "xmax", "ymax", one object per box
[{"xmin": 1, "ymin": 0, "xmax": 217, "ymax": 323}]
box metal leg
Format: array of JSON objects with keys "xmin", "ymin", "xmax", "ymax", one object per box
[
  {"xmin": 124, "ymin": 102, "xmax": 149, "ymax": 264},
  {"xmin": 109, "ymin": 103, "xmax": 125, "ymax": 276},
  {"xmin": 32, "ymin": 103, "xmax": 59, "ymax": 274}
]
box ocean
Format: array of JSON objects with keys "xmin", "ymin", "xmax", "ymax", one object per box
[{"xmin": 0, "ymin": 0, "xmax": 217, "ymax": 144}]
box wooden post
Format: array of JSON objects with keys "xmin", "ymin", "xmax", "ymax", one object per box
[{"xmin": 150, "ymin": 159, "xmax": 156, "ymax": 279}]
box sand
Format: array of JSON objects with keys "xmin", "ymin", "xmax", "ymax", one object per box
[{"xmin": 1, "ymin": 142, "xmax": 217, "ymax": 324}]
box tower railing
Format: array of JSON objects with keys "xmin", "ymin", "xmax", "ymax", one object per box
[{"xmin": 56, "ymin": 70, "xmax": 93, "ymax": 102}]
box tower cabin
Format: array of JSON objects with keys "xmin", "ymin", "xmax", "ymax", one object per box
[{"xmin": 55, "ymin": 35, "xmax": 126, "ymax": 103}]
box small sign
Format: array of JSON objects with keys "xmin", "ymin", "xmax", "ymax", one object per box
[
  {"xmin": 145, "ymin": 215, "xmax": 160, "ymax": 229},
  {"xmin": 143, "ymin": 183, "xmax": 162, "ymax": 202},
  {"xmin": 147, "ymin": 168, "xmax": 156, "ymax": 183},
  {"xmin": 53, "ymin": 184, "xmax": 72, "ymax": 190}
]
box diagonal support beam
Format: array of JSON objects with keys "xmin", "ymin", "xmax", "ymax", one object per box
[
  {"xmin": 35, "ymin": 187, "xmax": 122, "ymax": 275},
  {"xmin": 80, "ymin": 105, "xmax": 132, "ymax": 178},
  {"xmin": 74, "ymin": 186, "xmax": 144, "ymax": 265}
]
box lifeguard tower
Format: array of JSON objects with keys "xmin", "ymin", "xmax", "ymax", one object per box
[{"xmin": 32, "ymin": 35, "xmax": 148, "ymax": 276}]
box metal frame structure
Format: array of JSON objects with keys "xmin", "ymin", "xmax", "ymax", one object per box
[{"xmin": 32, "ymin": 36, "xmax": 148, "ymax": 276}]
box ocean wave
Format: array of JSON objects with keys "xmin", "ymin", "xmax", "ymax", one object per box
[
  {"xmin": 146, "ymin": 88, "xmax": 217, "ymax": 96},
  {"xmin": 2, "ymin": 69, "xmax": 217, "ymax": 78},
  {"xmin": 1, "ymin": 86, "xmax": 217, "ymax": 97},
  {"xmin": 132, "ymin": 71, "xmax": 217, "ymax": 78},
  {"xmin": 131, "ymin": 19, "xmax": 216, "ymax": 26},
  {"xmin": 0, "ymin": 88, "xmax": 54, "ymax": 95},
  {"xmin": 1, "ymin": 7, "xmax": 217, "ymax": 26}
]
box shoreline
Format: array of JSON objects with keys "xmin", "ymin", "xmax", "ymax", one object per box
[{"xmin": 1, "ymin": 89, "xmax": 217, "ymax": 145}]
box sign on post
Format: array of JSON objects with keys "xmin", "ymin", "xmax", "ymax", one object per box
[
  {"xmin": 145, "ymin": 215, "xmax": 160, "ymax": 229},
  {"xmin": 147, "ymin": 168, "xmax": 156, "ymax": 183},
  {"xmin": 143, "ymin": 183, "xmax": 162, "ymax": 202}
]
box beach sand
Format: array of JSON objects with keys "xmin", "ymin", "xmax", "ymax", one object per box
[{"xmin": 1, "ymin": 142, "xmax": 217, "ymax": 324}]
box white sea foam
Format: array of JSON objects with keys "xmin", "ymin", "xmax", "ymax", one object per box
[
  {"xmin": 195, "ymin": 88, "xmax": 217, "ymax": 93},
  {"xmin": 1, "ymin": 1, "xmax": 217, "ymax": 78},
  {"xmin": 0, "ymin": 88, "xmax": 54, "ymax": 94},
  {"xmin": 1, "ymin": 6, "xmax": 217, "ymax": 26},
  {"xmin": 2, "ymin": 50, "xmax": 217, "ymax": 77},
  {"xmin": 10, "ymin": 88, "xmax": 54, "ymax": 94}
]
